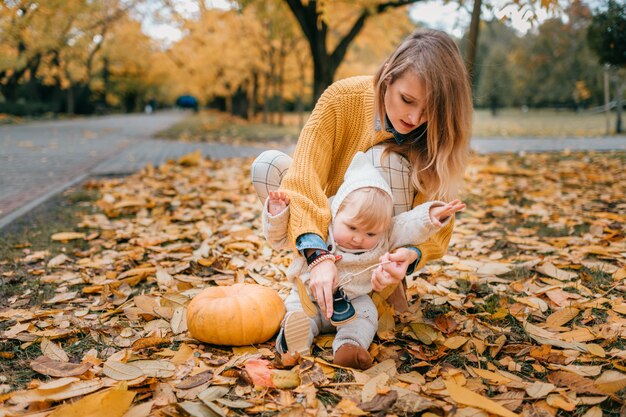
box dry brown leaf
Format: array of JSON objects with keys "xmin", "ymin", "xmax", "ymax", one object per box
[
  {"xmin": 536, "ymin": 263, "xmax": 577, "ymax": 281},
  {"xmin": 41, "ymin": 337, "xmax": 69, "ymax": 362},
  {"xmin": 444, "ymin": 335, "xmax": 469, "ymax": 349},
  {"xmin": 581, "ymin": 406, "xmax": 603, "ymax": 417},
  {"xmin": 545, "ymin": 307, "xmax": 579, "ymax": 328},
  {"xmin": 547, "ymin": 371, "xmax": 605, "ymax": 394},
  {"xmin": 546, "ymin": 394, "xmax": 576, "ymax": 411},
  {"xmin": 471, "ymin": 368, "xmax": 512, "ymax": 385},
  {"xmin": 593, "ymin": 370, "xmax": 626, "ymax": 394},
  {"xmin": 271, "ymin": 369, "xmax": 300, "ymax": 389},
  {"xmin": 336, "ymin": 399, "xmax": 368, "ymax": 416},
  {"xmin": 525, "ymin": 381, "xmax": 556, "ymax": 399},
  {"xmin": 30, "ymin": 356, "xmax": 90, "ymax": 377}
]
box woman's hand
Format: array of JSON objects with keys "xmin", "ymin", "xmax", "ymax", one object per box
[
  {"xmin": 371, "ymin": 248, "xmax": 418, "ymax": 292},
  {"xmin": 308, "ymin": 259, "xmax": 338, "ymax": 319}
]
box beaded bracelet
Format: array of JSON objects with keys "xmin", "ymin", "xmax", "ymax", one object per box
[
  {"xmin": 307, "ymin": 253, "xmax": 336, "ymax": 271},
  {"xmin": 306, "ymin": 248, "xmax": 331, "ymax": 265}
]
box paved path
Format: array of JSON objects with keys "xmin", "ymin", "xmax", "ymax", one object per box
[
  {"xmin": 0, "ymin": 111, "xmax": 187, "ymax": 229},
  {"xmin": 472, "ymin": 136, "xmax": 626, "ymax": 153},
  {"xmin": 0, "ymin": 111, "xmax": 625, "ymax": 230}
]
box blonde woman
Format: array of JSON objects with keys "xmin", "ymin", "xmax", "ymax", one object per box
[{"xmin": 252, "ymin": 28, "xmax": 472, "ymax": 321}]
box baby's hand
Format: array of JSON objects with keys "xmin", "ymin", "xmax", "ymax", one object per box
[
  {"xmin": 268, "ymin": 191, "xmax": 290, "ymax": 216},
  {"xmin": 429, "ymin": 199, "xmax": 466, "ymax": 227}
]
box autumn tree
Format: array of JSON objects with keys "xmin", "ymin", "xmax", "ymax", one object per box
[
  {"xmin": 587, "ymin": 0, "xmax": 626, "ymax": 133},
  {"xmin": 508, "ymin": 1, "xmax": 603, "ymax": 109},
  {"xmin": 0, "ymin": 0, "xmax": 141, "ymax": 114}
]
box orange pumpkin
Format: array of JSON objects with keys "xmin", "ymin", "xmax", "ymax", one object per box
[{"xmin": 187, "ymin": 284, "xmax": 286, "ymax": 346}]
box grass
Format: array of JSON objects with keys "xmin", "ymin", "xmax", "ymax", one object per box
[
  {"xmin": 0, "ymin": 183, "xmax": 100, "ymax": 388},
  {"xmin": 472, "ymin": 108, "xmax": 622, "ymax": 138},
  {"xmin": 155, "ymin": 107, "xmax": 624, "ymax": 146},
  {"xmin": 157, "ymin": 110, "xmax": 303, "ymax": 146}
]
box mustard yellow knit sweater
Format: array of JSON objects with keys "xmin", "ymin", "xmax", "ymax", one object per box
[{"xmin": 281, "ymin": 75, "xmax": 454, "ymax": 271}]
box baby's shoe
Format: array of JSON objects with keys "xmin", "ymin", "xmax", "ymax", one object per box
[
  {"xmin": 333, "ymin": 344, "xmax": 373, "ymax": 370},
  {"xmin": 330, "ymin": 288, "xmax": 356, "ymax": 326},
  {"xmin": 276, "ymin": 311, "xmax": 311, "ymax": 356}
]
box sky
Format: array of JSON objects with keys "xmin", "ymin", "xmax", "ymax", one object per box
[{"xmin": 142, "ymin": 0, "xmax": 562, "ymax": 45}]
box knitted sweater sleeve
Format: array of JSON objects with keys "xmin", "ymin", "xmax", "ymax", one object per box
[{"xmin": 279, "ymin": 87, "xmax": 340, "ymax": 247}]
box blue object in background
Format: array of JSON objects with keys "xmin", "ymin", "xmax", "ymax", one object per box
[{"xmin": 176, "ymin": 95, "xmax": 199, "ymax": 111}]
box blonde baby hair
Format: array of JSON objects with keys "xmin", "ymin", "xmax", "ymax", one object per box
[{"xmin": 337, "ymin": 187, "xmax": 393, "ymax": 233}]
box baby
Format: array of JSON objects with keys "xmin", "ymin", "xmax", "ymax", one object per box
[{"xmin": 262, "ymin": 152, "xmax": 464, "ymax": 369}]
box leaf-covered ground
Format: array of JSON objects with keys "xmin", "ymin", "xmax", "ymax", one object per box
[{"xmin": 1, "ymin": 150, "xmax": 625, "ymax": 417}]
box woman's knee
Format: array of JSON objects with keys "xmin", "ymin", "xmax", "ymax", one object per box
[
  {"xmin": 250, "ymin": 150, "xmax": 292, "ymax": 202},
  {"xmin": 365, "ymin": 145, "xmax": 414, "ymax": 215}
]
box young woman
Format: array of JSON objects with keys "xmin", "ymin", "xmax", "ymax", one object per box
[{"xmin": 252, "ymin": 28, "xmax": 472, "ymax": 322}]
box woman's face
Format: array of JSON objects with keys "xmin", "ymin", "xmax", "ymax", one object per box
[{"xmin": 384, "ymin": 71, "xmax": 427, "ymax": 134}]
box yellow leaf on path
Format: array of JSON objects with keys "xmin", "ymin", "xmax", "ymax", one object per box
[
  {"xmin": 444, "ymin": 336, "xmax": 469, "ymax": 349},
  {"xmin": 178, "ymin": 149, "xmax": 202, "ymax": 166},
  {"xmin": 594, "ymin": 370, "xmax": 626, "ymax": 394},
  {"xmin": 444, "ymin": 379, "xmax": 519, "ymax": 417},
  {"xmin": 48, "ymin": 385, "xmax": 136, "ymax": 417},
  {"xmin": 614, "ymin": 268, "xmax": 626, "ymax": 281},
  {"xmin": 546, "ymin": 307, "xmax": 579, "ymax": 328},
  {"xmin": 51, "ymin": 232, "xmax": 86, "ymax": 241}
]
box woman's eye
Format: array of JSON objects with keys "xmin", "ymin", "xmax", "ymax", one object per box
[
  {"xmin": 401, "ymin": 95, "xmax": 412, "ymax": 104},
  {"xmin": 367, "ymin": 233, "xmax": 377, "ymax": 237},
  {"xmin": 349, "ymin": 226, "xmax": 357, "ymax": 231}
]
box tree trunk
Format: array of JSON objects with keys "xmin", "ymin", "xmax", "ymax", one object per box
[
  {"xmin": 67, "ymin": 87, "xmax": 75, "ymax": 115},
  {"xmin": 284, "ymin": 0, "xmax": 421, "ymax": 103},
  {"xmin": 604, "ymin": 65, "xmax": 610, "ymax": 134},
  {"xmin": 466, "ymin": 0, "xmax": 482, "ymax": 86},
  {"xmin": 616, "ymin": 74, "xmax": 623, "ymax": 133}
]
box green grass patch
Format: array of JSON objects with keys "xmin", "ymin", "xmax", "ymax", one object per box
[
  {"xmin": 0, "ymin": 184, "xmax": 99, "ymax": 308},
  {"xmin": 157, "ymin": 110, "xmax": 303, "ymax": 145},
  {"xmin": 472, "ymin": 108, "xmax": 622, "ymax": 138}
]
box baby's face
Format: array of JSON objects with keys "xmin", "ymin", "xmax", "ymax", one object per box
[{"xmin": 332, "ymin": 206, "xmax": 385, "ymax": 251}]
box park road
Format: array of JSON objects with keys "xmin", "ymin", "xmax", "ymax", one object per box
[
  {"xmin": 0, "ymin": 111, "xmax": 187, "ymax": 229},
  {"xmin": 1, "ymin": 110, "xmax": 625, "ymax": 230}
]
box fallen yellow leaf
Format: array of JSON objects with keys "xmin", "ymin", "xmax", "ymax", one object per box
[{"xmin": 444, "ymin": 379, "xmax": 519, "ymax": 417}]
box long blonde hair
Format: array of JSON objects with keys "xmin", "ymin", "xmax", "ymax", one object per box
[{"xmin": 373, "ymin": 29, "xmax": 472, "ymax": 200}]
